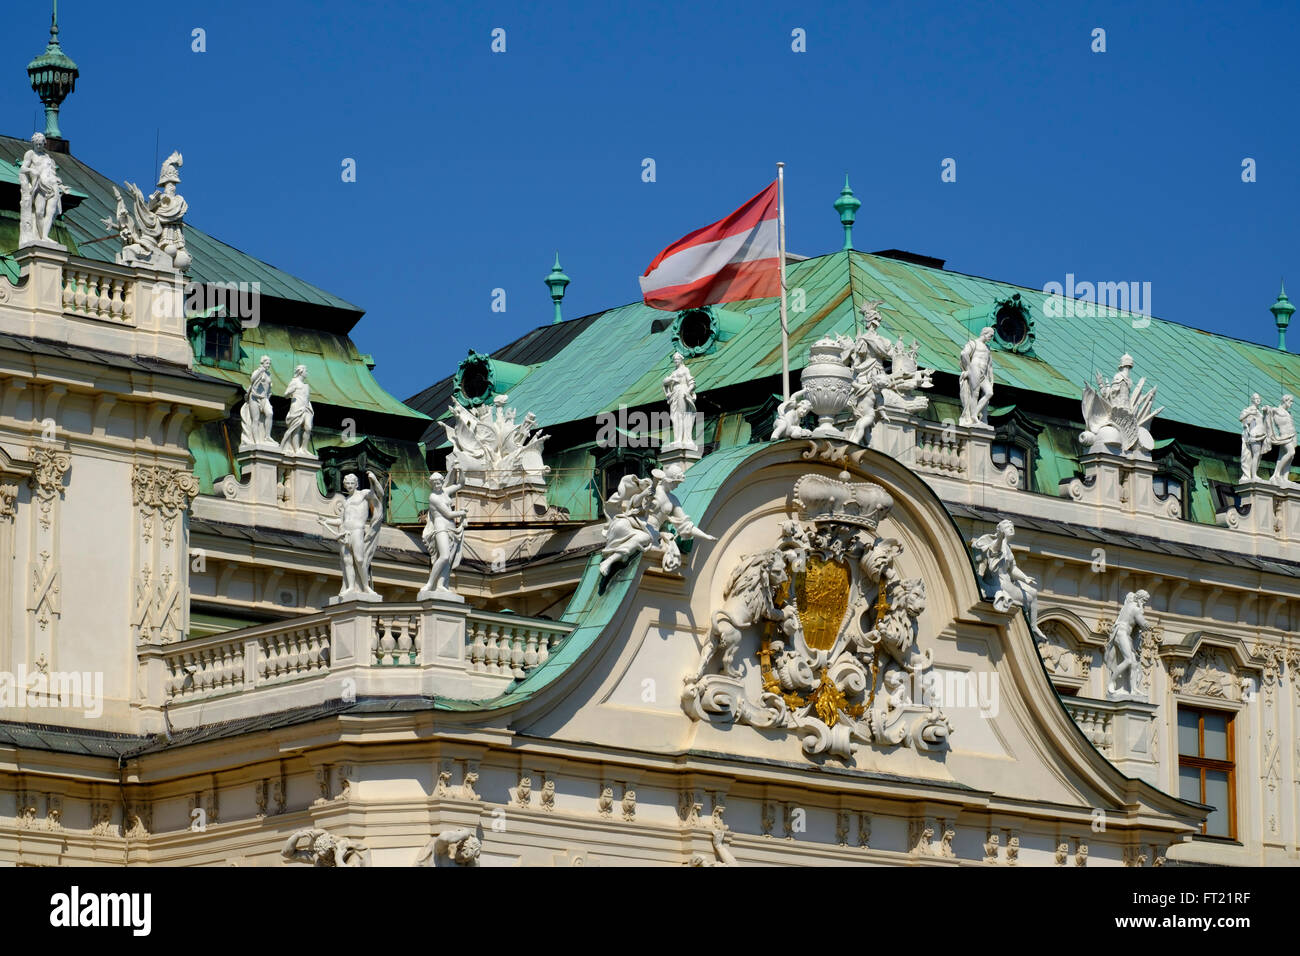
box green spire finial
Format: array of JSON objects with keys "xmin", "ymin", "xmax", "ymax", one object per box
[
  {"xmin": 1271, "ymin": 279, "xmax": 1295, "ymax": 351},
  {"xmin": 833, "ymin": 174, "xmax": 861, "ymax": 252},
  {"xmin": 545, "ymin": 252, "xmax": 570, "ymax": 324},
  {"xmin": 27, "ymin": 0, "xmax": 78, "ymax": 142}
]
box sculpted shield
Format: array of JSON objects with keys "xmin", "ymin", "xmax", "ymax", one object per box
[{"xmin": 789, "ymin": 556, "xmax": 851, "ymax": 653}]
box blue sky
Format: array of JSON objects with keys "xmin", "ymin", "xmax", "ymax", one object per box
[{"xmin": 4, "ymin": 0, "xmax": 1298, "ymax": 400}]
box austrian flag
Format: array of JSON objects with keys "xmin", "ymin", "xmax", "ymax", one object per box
[{"xmin": 638, "ymin": 181, "xmax": 781, "ymax": 311}]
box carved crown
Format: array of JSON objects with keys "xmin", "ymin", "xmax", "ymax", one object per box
[{"xmin": 793, "ymin": 474, "xmax": 894, "ymax": 532}]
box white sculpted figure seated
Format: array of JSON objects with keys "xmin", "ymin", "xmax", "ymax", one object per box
[
  {"xmin": 280, "ymin": 827, "xmax": 369, "ymax": 867},
  {"xmin": 100, "ymin": 150, "xmax": 192, "ymax": 271},
  {"xmin": 419, "ymin": 469, "xmax": 468, "ymax": 599},
  {"xmin": 237, "ymin": 355, "xmax": 275, "ymax": 450},
  {"xmin": 318, "ymin": 472, "xmax": 384, "ymax": 603},
  {"xmin": 682, "ymin": 473, "xmax": 953, "ymax": 761},
  {"xmin": 971, "ymin": 519, "xmax": 1048, "ymax": 641},
  {"xmin": 598, "ymin": 465, "xmax": 715, "ymax": 577},
  {"xmin": 1079, "ymin": 354, "xmax": 1163, "ymax": 458},
  {"xmin": 444, "ymin": 394, "xmax": 549, "ymax": 480},
  {"xmin": 415, "ymin": 827, "xmax": 481, "ymax": 867},
  {"xmin": 1104, "ymin": 589, "xmax": 1152, "ymax": 701},
  {"xmin": 771, "ymin": 391, "xmax": 814, "ymax": 440}
]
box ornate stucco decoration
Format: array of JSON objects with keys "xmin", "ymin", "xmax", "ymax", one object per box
[
  {"xmin": 1079, "ymin": 354, "xmax": 1163, "ymax": 459},
  {"xmin": 280, "ymin": 827, "xmax": 369, "ymax": 867},
  {"xmin": 682, "ymin": 472, "xmax": 952, "ymax": 761},
  {"xmin": 30, "ymin": 447, "xmax": 70, "ymax": 530},
  {"xmin": 416, "ymin": 828, "xmax": 482, "ymax": 867},
  {"xmin": 132, "ymin": 464, "xmax": 200, "ymax": 546}
]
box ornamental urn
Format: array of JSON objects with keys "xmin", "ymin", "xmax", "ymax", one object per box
[{"xmin": 801, "ymin": 337, "xmax": 854, "ymax": 437}]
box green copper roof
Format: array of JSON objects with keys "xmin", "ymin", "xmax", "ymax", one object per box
[
  {"xmin": 0, "ymin": 135, "xmax": 362, "ymax": 320},
  {"xmin": 494, "ymin": 250, "xmax": 1300, "ymax": 441}
]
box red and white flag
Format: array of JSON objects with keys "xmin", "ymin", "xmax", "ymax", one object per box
[{"xmin": 638, "ymin": 181, "xmax": 781, "ymax": 311}]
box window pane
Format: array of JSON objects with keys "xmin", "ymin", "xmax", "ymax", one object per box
[
  {"xmin": 1168, "ymin": 480, "xmax": 1183, "ymax": 502},
  {"xmin": 991, "ymin": 444, "xmax": 1007, "ymax": 466},
  {"xmin": 1204, "ymin": 770, "xmax": 1231, "ymax": 837},
  {"xmin": 1153, "ymin": 476, "xmax": 1166, "ymax": 496},
  {"xmin": 1178, "ymin": 765, "xmax": 1201, "ymax": 804},
  {"xmin": 1009, "ymin": 446, "xmax": 1026, "ymax": 469},
  {"xmin": 1203, "ymin": 712, "xmax": 1229, "ymax": 761},
  {"xmin": 1177, "ymin": 709, "xmax": 1200, "ymax": 756}
]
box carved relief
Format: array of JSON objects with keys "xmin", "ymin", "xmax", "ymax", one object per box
[
  {"xmin": 29, "ymin": 448, "xmax": 70, "ymax": 530},
  {"xmin": 1173, "ymin": 648, "xmax": 1242, "ymax": 701},
  {"xmin": 683, "ymin": 472, "xmax": 952, "ymax": 762}
]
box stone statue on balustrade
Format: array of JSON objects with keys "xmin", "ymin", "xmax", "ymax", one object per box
[
  {"xmin": 1239, "ymin": 393, "xmax": 1267, "ymax": 483},
  {"xmin": 599, "ymin": 464, "xmax": 714, "ymax": 577},
  {"xmin": 237, "ymin": 355, "xmax": 275, "ymax": 451},
  {"xmin": 971, "ymin": 519, "xmax": 1048, "ymax": 641},
  {"xmin": 279, "ymin": 365, "xmax": 315, "ymax": 456},
  {"xmin": 319, "ymin": 472, "xmax": 384, "ymax": 604},
  {"xmin": 415, "ymin": 827, "xmax": 482, "ymax": 867},
  {"xmin": 419, "ymin": 469, "xmax": 468, "ymax": 600},
  {"xmin": 280, "ymin": 827, "xmax": 369, "ymax": 867},
  {"xmin": 444, "ymin": 394, "xmax": 549, "ymax": 479},
  {"xmin": 1104, "ymin": 590, "xmax": 1152, "ymax": 701},
  {"xmin": 849, "ymin": 301, "xmax": 934, "ymax": 414},
  {"xmin": 18, "ymin": 133, "xmax": 67, "ymax": 248},
  {"xmin": 1078, "ymin": 354, "xmax": 1163, "ymax": 459},
  {"xmin": 663, "ymin": 351, "xmax": 699, "ymax": 450},
  {"xmin": 959, "ymin": 327, "xmax": 995, "ymax": 427},
  {"xmin": 1264, "ymin": 394, "xmax": 1296, "ymax": 486},
  {"xmin": 100, "ymin": 150, "xmax": 192, "ymax": 271}
]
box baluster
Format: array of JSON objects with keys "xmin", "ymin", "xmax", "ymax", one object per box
[
  {"xmin": 396, "ymin": 616, "xmax": 413, "ymax": 663},
  {"xmin": 122, "ymin": 280, "xmax": 135, "ymax": 322},
  {"xmin": 109, "ymin": 278, "xmax": 125, "ymax": 319},
  {"xmin": 523, "ymin": 629, "xmax": 539, "ymax": 671},
  {"xmin": 61, "ymin": 273, "xmax": 74, "ymax": 311},
  {"xmin": 510, "ymin": 628, "xmax": 525, "ymax": 678},
  {"xmin": 485, "ymin": 626, "xmax": 502, "ymax": 675},
  {"xmin": 96, "ymin": 274, "xmax": 112, "ymax": 317},
  {"xmin": 537, "ymin": 630, "xmax": 552, "ymax": 667},
  {"xmin": 318, "ymin": 628, "xmax": 331, "ymax": 671},
  {"xmin": 410, "ymin": 616, "xmax": 422, "ymax": 663},
  {"xmin": 470, "ymin": 623, "xmax": 487, "ymax": 672},
  {"xmin": 73, "ymin": 271, "xmax": 87, "ymax": 311}
]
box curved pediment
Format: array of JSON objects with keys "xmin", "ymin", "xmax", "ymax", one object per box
[{"xmin": 456, "ymin": 440, "xmax": 1201, "ymax": 829}]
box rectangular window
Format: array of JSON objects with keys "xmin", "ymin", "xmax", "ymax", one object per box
[{"xmin": 1177, "ymin": 706, "xmax": 1236, "ymax": 839}]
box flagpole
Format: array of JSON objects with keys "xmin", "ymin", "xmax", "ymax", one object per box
[{"xmin": 777, "ymin": 162, "xmax": 790, "ymax": 401}]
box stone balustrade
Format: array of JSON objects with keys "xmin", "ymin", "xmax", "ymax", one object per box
[
  {"xmin": 138, "ymin": 599, "xmax": 574, "ymax": 728},
  {"xmin": 1061, "ymin": 697, "xmax": 1114, "ymax": 755},
  {"xmin": 61, "ymin": 262, "xmax": 136, "ymax": 324},
  {"xmin": 466, "ymin": 611, "xmax": 569, "ymax": 678}
]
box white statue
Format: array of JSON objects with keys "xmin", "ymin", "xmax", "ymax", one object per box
[
  {"xmin": 688, "ymin": 828, "xmax": 737, "ymax": 867},
  {"xmin": 318, "ymin": 472, "xmax": 384, "ymax": 603},
  {"xmin": 280, "ymin": 365, "xmax": 315, "ymax": 456},
  {"xmin": 1104, "ymin": 590, "xmax": 1151, "ymax": 701},
  {"xmin": 238, "ymin": 356, "xmax": 275, "ymax": 450},
  {"xmin": 771, "ymin": 391, "xmax": 813, "ymax": 440},
  {"xmin": 100, "ymin": 151, "xmax": 191, "ymax": 271},
  {"xmin": 444, "ymin": 395, "xmax": 549, "ymax": 477},
  {"xmin": 18, "ymin": 133, "xmax": 66, "ymax": 248},
  {"xmin": 845, "ymin": 358, "xmax": 890, "ymax": 446},
  {"xmin": 959, "ymin": 327, "xmax": 995, "ymax": 427},
  {"xmin": 280, "ymin": 827, "xmax": 368, "ymax": 867},
  {"xmin": 689, "ymin": 549, "xmax": 799, "ymax": 682},
  {"xmin": 598, "ymin": 464, "xmax": 714, "ymax": 577},
  {"xmin": 1079, "ymin": 354, "xmax": 1163, "ymax": 458},
  {"xmin": 419, "ymin": 470, "xmax": 468, "ymax": 598},
  {"xmin": 971, "ymin": 519, "xmax": 1048, "ymax": 641},
  {"xmin": 1239, "ymin": 393, "xmax": 1267, "ymax": 483},
  {"xmin": 663, "ymin": 352, "xmax": 698, "ymax": 450},
  {"xmin": 1265, "ymin": 394, "xmax": 1296, "ymax": 486},
  {"xmin": 415, "ymin": 827, "xmax": 481, "ymax": 867}
]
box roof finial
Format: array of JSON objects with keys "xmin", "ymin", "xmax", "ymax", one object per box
[
  {"xmin": 1270, "ymin": 278, "xmax": 1294, "ymax": 351},
  {"xmin": 27, "ymin": 0, "xmax": 78, "ymax": 147},
  {"xmin": 545, "ymin": 252, "xmax": 570, "ymax": 324},
  {"xmin": 833, "ymin": 174, "xmax": 861, "ymax": 252}
]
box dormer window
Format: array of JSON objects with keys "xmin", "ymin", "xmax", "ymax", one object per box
[
  {"xmin": 1154, "ymin": 474, "xmax": 1185, "ymax": 513},
  {"xmin": 186, "ymin": 311, "xmax": 243, "ymax": 371},
  {"xmin": 1153, "ymin": 439, "xmax": 1197, "ymax": 520},
  {"xmin": 992, "ymin": 294, "xmax": 1034, "ymax": 352},
  {"xmin": 989, "ymin": 406, "xmax": 1044, "ymax": 491},
  {"xmin": 991, "ymin": 440, "xmax": 1027, "ymax": 473}
]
